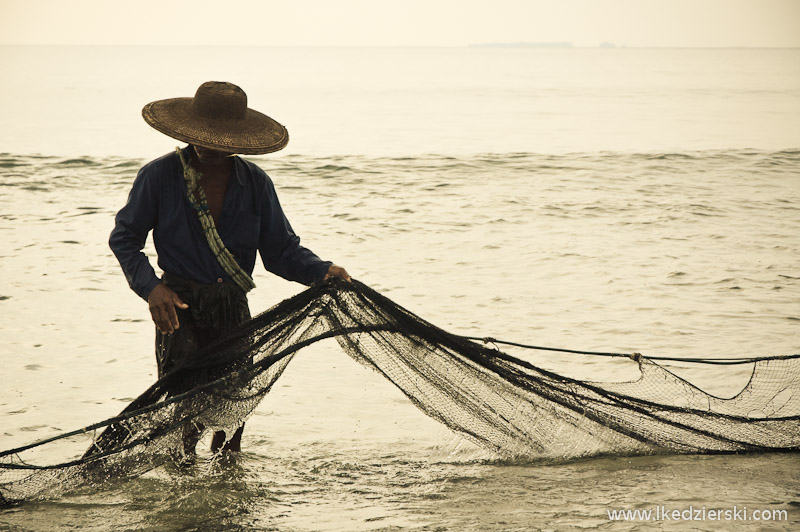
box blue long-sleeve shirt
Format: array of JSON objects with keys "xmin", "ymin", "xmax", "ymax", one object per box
[{"xmin": 109, "ymin": 148, "xmax": 331, "ymax": 300}]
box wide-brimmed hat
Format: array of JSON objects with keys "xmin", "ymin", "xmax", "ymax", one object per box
[{"xmin": 142, "ymin": 81, "xmax": 289, "ymax": 155}]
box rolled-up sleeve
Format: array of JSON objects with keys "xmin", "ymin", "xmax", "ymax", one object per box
[
  {"xmin": 258, "ymin": 177, "xmax": 331, "ymax": 286},
  {"xmin": 109, "ymin": 167, "xmax": 162, "ymax": 301}
]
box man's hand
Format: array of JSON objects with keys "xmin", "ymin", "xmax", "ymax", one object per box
[
  {"xmin": 324, "ymin": 264, "xmax": 351, "ymax": 282},
  {"xmin": 147, "ymin": 283, "xmax": 189, "ymax": 334}
]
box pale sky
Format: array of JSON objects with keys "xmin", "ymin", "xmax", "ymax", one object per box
[{"xmin": 1, "ymin": 0, "xmax": 799, "ymax": 47}]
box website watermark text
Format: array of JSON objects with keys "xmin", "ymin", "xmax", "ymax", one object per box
[{"xmin": 607, "ymin": 505, "xmax": 788, "ymax": 522}]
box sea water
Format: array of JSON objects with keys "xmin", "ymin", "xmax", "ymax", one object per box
[{"xmin": 0, "ymin": 46, "xmax": 798, "ymax": 531}]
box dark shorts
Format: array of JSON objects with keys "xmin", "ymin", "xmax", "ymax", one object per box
[{"xmin": 155, "ymin": 273, "xmax": 251, "ymax": 378}]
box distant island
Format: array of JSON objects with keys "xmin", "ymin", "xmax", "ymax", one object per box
[{"xmin": 470, "ymin": 41, "xmax": 574, "ymax": 48}]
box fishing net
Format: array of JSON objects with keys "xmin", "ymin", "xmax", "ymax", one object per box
[{"xmin": 1, "ymin": 279, "xmax": 798, "ymax": 506}]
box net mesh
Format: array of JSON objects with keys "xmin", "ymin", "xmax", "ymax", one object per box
[{"xmin": 2, "ymin": 279, "xmax": 798, "ymax": 506}]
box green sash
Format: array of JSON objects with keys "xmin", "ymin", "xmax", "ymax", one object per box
[{"xmin": 176, "ymin": 147, "xmax": 256, "ymax": 293}]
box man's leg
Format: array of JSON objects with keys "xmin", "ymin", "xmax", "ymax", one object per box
[
  {"xmin": 208, "ymin": 295, "xmax": 251, "ymax": 453},
  {"xmin": 156, "ymin": 307, "xmax": 205, "ymax": 457},
  {"xmin": 210, "ymin": 425, "xmax": 245, "ymax": 453}
]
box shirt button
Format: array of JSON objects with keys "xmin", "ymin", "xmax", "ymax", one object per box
[{"xmin": 217, "ymin": 278, "xmax": 223, "ymax": 283}]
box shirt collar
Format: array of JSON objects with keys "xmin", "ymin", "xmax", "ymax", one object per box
[
  {"xmin": 180, "ymin": 146, "xmax": 245, "ymax": 187},
  {"xmin": 232, "ymin": 156, "xmax": 246, "ymax": 187}
]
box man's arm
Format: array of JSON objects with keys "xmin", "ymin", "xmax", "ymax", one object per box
[
  {"xmin": 257, "ymin": 177, "xmax": 349, "ymax": 285},
  {"xmin": 109, "ymin": 167, "xmax": 163, "ymax": 300},
  {"xmin": 109, "ymin": 167, "xmax": 188, "ymax": 333}
]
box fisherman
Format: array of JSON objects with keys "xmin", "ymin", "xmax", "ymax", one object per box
[{"xmin": 109, "ymin": 81, "xmax": 350, "ymax": 455}]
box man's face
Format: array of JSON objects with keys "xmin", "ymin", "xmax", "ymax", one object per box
[{"xmin": 193, "ymin": 145, "xmax": 234, "ymax": 165}]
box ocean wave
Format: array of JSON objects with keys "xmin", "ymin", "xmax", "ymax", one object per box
[{"xmin": 1, "ymin": 149, "xmax": 798, "ymax": 191}]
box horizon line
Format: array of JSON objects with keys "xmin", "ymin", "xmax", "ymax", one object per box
[{"xmin": 2, "ymin": 43, "xmax": 800, "ymax": 50}]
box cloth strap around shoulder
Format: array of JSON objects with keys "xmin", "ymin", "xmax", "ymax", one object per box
[{"xmin": 176, "ymin": 147, "xmax": 256, "ymax": 293}]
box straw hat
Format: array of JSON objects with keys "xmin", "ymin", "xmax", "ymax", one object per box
[{"xmin": 141, "ymin": 81, "xmax": 289, "ymax": 155}]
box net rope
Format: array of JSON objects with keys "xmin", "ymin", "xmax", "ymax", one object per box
[{"xmin": 1, "ymin": 279, "xmax": 798, "ymax": 506}]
